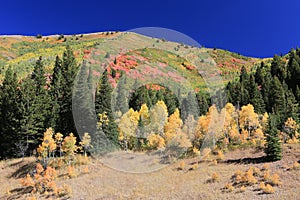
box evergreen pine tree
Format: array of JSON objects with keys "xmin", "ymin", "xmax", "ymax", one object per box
[
  {"xmin": 60, "ymin": 46, "xmax": 79, "ymax": 136},
  {"xmin": 239, "ymin": 66, "xmax": 250, "ymax": 106},
  {"xmin": 261, "ymin": 71, "xmax": 273, "ymax": 112},
  {"xmin": 73, "ymin": 61, "xmax": 96, "ymax": 137},
  {"xmin": 50, "ymin": 56, "xmax": 63, "ymax": 131},
  {"xmin": 197, "ymin": 92, "xmax": 209, "ymax": 116},
  {"xmin": 115, "ymin": 74, "xmax": 128, "ymax": 114},
  {"xmin": 285, "ymin": 89, "xmax": 299, "ymax": 122},
  {"xmin": 249, "ymin": 74, "xmax": 265, "ymax": 113},
  {"xmin": 270, "ymin": 76, "xmax": 286, "ymax": 124},
  {"xmin": 31, "ymin": 57, "xmax": 52, "ymax": 143},
  {"xmin": 95, "ymin": 69, "xmax": 119, "ymax": 146},
  {"xmin": 271, "ymin": 55, "xmax": 287, "ymax": 82},
  {"xmin": 0, "ymin": 68, "xmax": 22, "ymax": 158},
  {"xmin": 264, "ymin": 114, "xmax": 282, "ymax": 161}
]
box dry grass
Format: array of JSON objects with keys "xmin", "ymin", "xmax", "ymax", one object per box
[{"xmin": 0, "ymin": 144, "xmax": 300, "ymax": 199}]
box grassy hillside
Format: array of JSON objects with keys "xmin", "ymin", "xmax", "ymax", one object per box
[{"xmin": 0, "ymin": 31, "xmax": 266, "ymax": 87}]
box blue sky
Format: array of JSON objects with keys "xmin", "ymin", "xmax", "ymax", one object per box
[{"xmin": 1, "ymin": 0, "xmax": 300, "ymax": 58}]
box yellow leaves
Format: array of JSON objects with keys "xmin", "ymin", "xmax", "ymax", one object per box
[
  {"xmin": 224, "ymin": 182, "xmax": 234, "ymax": 192},
  {"xmin": 263, "ymin": 184, "xmax": 275, "ymax": 194},
  {"xmin": 192, "ymin": 147, "xmax": 200, "ymax": 156},
  {"xmin": 79, "ymin": 132, "xmax": 92, "ymax": 155},
  {"xmin": 216, "ymin": 150, "xmax": 225, "ymax": 161},
  {"xmin": 21, "ymin": 163, "xmax": 58, "ymax": 194},
  {"xmin": 62, "ymin": 133, "xmax": 78, "ymax": 159},
  {"xmin": 178, "ymin": 160, "xmax": 186, "ymax": 170},
  {"xmin": 164, "ymin": 108, "xmax": 183, "ymax": 143},
  {"xmin": 147, "ymin": 133, "xmax": 165, "ymax": 149},
  {"xmin": 36, "ymin": 163, "xmax": 44, "ymax": 174},
  {"xmin": 239, "ymin": 104, "xmax": 260, "ymax": 132},
  {"xmin": 195, "ymin": 115, "xmax": 209, "ymax": 141},
  {"xmin": 149, "ymin": 100, "xmax": 169, "ymax": 135},
  {"xmin": 139, "ymin": 103, "xmax": 149, "ymax": 125},
  {"xmin": 20, "ymin": 174, "xmax": 35, "ymax": 187},
  {"xmin": 284, "ymin": 117, "xmax": 299, "ymax": 142},
  {"xmin": 97, "ymin": 112, "xmax": 109, "ymax": 127},
  {"xmin": 54, "ymin": 132, "xmax": 63, "ymax": 144},
  {"xmin": 37, "ymin": 128, "xmax": 56, "ymax": 162},
  {"xmin": 118, "ymin": 108, "xmax": 140, "ymax": 139},
  {"xmin": 211, "ymin": 172, "xmax": 219, "ymax": 182},
  {"xmin": 67, "ymin": 166, "xmax": 76, "ymax": 178}
]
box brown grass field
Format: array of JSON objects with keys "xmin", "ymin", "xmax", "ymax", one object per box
[{"xmin": 1, "ymin": 144, "xmax": 300, "ymax": 200}]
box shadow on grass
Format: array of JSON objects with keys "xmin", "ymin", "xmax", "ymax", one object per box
[
  {"xmin": 6, "ymin": 186, "xmax": 33, "ymax": 200},
  {"xmin": 9, "ymin": 161, "xmax": 36, "ymax": 179},
  {"xmin": 225, "ymin": 156, "xmax": 271, "ymax": 164}
]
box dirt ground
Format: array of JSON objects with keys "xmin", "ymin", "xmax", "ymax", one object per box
[{"xmin": 1, "ymin": 144, "xmax": 300, "ymax": 200}]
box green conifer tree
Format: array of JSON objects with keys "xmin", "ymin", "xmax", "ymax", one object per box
[{"xmin": 264, "ymin": 114, "xmax": 282, "ymax": 161}]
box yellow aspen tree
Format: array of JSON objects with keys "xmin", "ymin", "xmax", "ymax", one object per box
[
  {"xmin": 149, "ymin": 100, "xmax": 168, "ymax": 136},
  {"xmin": 37, "ymin": 128, "xmax": 57, "ymax": 165},
  {"xmin": 253, "ymin": 128, "xmax": 265, "ymax": 146},
  {"xmin": 261, "ymin": 112, "xmax": 269, "ymax": 131},
  {"xmin": 228, "ymin": 124, "xmax": 240, "ymax": 144},
  {"xmin": 62, "ymin": 133, "xmax": 78, "ymax": 165},
  {"xmin": 118, "ymin": 108, "xmax": 140, "ymax": 150},
  {"xmin": 221, "ymin": 103, "xmax": 237, "ymax": 143},
  {"xmin": 284, "ymin": 117, "xmax": 299, "ymax": 142},
  {"xmin": 147, "ymin": 133, "xmax": 165, "ymax": 149},
  {"xmin": 206, "ymin": 105, "xmax": 222, "ymax": 147},
  {"xmin": 239, "ymin": 104, "xmax": 260, "ymax": 139},
  {"xmin": 139, "ymin": 103, "xmax": 150, "ymax": 125},
  {"xmin": 79, "ymin": 132, "xmax": 92, "ymax": 157},
  {"xmin": 164, "ymin": 108, "xmax": 183, "ymax": 143},
  {"xmin": 195, "ymin": 115, "xmax": 209, "ymax": 148}
]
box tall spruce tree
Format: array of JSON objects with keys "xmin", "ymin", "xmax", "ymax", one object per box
[
  {"xmin": 264, "ymin": 114, "xmax": 282, "ymax": 161},
  {"xmin": 0, "ymin": 68, "xmax": 22, "ymax": 158},
  {"xmin": 115, "ymin": 74, "xmax": 128, "ymax": 114},
  {"xmin": 73, "ymin": 61, "xmax": 96, "ymax": 138},
  {"xmin": 50, "ymin": 56, "xmax": 63, "ymax": 131},
  {"xmin": 270, "ymin": 76, "xmax": 286, "ymax": 124},
  {"xmin": 95, "ymin": 69, "xmax": 119, "ymax": 145},
  {"xmin": 60, "ymin": 46, "xmax": 79, "ymax": 136},
  {"xmin": 31, "ymin": 57, "xmax": 51, "ymax": 144}
]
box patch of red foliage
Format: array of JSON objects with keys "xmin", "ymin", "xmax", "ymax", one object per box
[{"xmin": 185, "ymin": 65, "xmax": 196, "ymax": 70}]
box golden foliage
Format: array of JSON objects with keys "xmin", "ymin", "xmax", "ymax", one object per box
[
  {"xmin": 259, "ymin": 181, "xmax": 266, "ymax": 190},
  {"xmin": 263, "ymin": 170, "xmax": 270, "ymax": 181},
  {"xmin": 67, "ymin": 166, "xmax": 76, "ymax": 178},
  {"xmin": 263, "ymin": 184, "xmax": 275, "ymax": 194},
  {"xmin": 224, "ymin": 182, "xmax": 234, "ymax": 192},
  {"xmin": 211, "ymin": 172, "xmax": 219, "ymax": 182},
  {"xmin": 147, "ymin": 133, "xmax": 165, "ymax": 149},
  {"xmin": 269, "ymin": 173, "xmax": 282, "ymax": 186},
  {"xmin": 79, "ymin": 132, "xmax": 92, "ymax": 156},
  {"xmin": 178, "ymin": 161, "xmax": 185, "ymax": 170},
  {"xmin": 284, "ymin": 117, "xmax": 299, "ymax": 142},
  {"xmin": 240, "ymin": 186, "xmax": 246, "ymax": 192},
  {"xmin": 217, "ymin": 150, "xmax": 224, "ymax": 161},
  {"xmin": 139, "ymin": 104, "xmax": 150, "ymax": 125},
  {"xmin": 292, "ymin": 161, "xmax": 300, "ymax": 170},
  {"xmin": 192, "ymin": 147, "xmax": 200, "ymax": 156},
  {"xmin": 62, "ymin": 133, "xmax": 78, "ymax": 162},
  {"xmin": 118, "ymin": 108, "xmax": 140, "ymax": 141},
  {"xmin": 37, "ymin": 128, "xmax": 57, "ymax": 162},
  {"xmin": 164, "ymin": 108, "xmax": 183, "ymax": 143},
  {"xmin": 21, "ymin": 163, "xmax": 57, "ymax": 194},
  {"xmin": 192, "ymin": 163, "xmax": 199, "ymax": 170}
]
